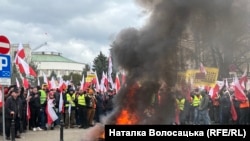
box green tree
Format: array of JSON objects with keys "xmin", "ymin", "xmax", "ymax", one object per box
[
  {"xmin": 92, "ymin": 52, "xmax": 108, "ymax": 82},
  {"xmin": 62, "ymin": 72, "xmax": 82, "ymax": 86},
  {"xmin": 49, "ymin": 70, "xmax": 57, "ymax": 80},
  {"xmin": 11, "ymin": 64, "xmax": 20, "ymax": 85},
  {"xmin": 82, "ymin": 64, "xmax": 90, "ymax": 78}
]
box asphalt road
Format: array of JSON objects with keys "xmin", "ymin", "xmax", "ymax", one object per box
[{"xmin": 0, "ymin": 123, "xmax": 105, "ymax": 141}]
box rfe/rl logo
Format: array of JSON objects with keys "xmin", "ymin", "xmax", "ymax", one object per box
[{"xmin": 0, "ymin": 55, "xmax": 11, "ymax": 78}]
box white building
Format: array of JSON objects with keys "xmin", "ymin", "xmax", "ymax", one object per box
[{"xmin": 11, "ymin": 43, "xmax": 86, "ymax": 77}]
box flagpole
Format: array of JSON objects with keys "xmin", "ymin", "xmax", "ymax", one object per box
[
  {"xmin": 60, "ymin": 112, "xmax": 64, "ymax": 141},
  {"xmin": 27, "ymin": 89, "xmax": 30, "ymax": 133},
  {"xmin": 68, "ymin": 104, "xmax": 71, "ymax": 128}
]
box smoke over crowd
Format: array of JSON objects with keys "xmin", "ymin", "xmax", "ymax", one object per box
[
  {"xmin": 82, "ymin": 0, "xmax": 249, "ymax": 140},
  {"xmin": 108, "ymin": 0, "xmax": 248, "ymax": 124}
]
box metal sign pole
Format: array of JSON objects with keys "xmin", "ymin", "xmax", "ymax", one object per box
[{"xmin": 2, "ymin": 86, "xmax": 6, "ymax": 141}]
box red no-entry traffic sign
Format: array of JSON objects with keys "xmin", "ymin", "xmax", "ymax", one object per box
[{"xmin": 0, "ymin": 35, "xmax": 11, "ymax": 54}]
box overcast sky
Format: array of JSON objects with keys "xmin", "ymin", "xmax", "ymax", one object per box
[{"xmin": 0, "ymin": 0, "xmax": 148, "ymax": 64}]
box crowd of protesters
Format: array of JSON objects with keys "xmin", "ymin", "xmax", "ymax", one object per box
[
  {"xmin": 0, "ymin": 83, "xmax": 116, "ymax": 140},
  {"xmin": 174, "ymin": 85, "xmax": 250, "ymax": 125},
  {"xmin": 1, "ymin": 80, "xmax": 249, "ymax": 140}
]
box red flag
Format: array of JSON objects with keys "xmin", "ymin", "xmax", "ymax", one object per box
[
  {"xmin": 46, "ymin": 98, "xmax": 58, "ymax": 125},
  {"xmin": 234, "ymin": 75, "xmax": 247, "ymax": 101},
  {"xmin": 17, "ymin": 57, "xmax": 37, "ymax": 77},
  {"xmin": 14, "ymin": 43, "xmax": 26, "ymax": 64},
  {"xmin": 209, "ymin": 83, "xmax": 219, "ymax": 100},
  {"xmin": 230, "ymin": 97, "xmax": 237, "ymax": 121},
  {"xmin": 239, "ymin": 69, "xmax": 248, "ymax": 90},
  {"xmin": 22, "ymin": 77, "xmax": 29, "ymax": 89},
  {"xmin": 26, "ymin": 90, "xmax": 31, "ymax": 120},
  {"xmin": 83, "ymin": 82, "xmax": 91, "ymax": 91}
]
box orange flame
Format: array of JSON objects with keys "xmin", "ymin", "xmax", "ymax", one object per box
[
  {"xmin": 99, "ymin": 132, "xmax": 105, "ymax": 139},
  {"xmin": 116, "ymin": 109, "xmax": 139, "ymax": 124},
  {"xmin": 116, "ymin": 82, "xmax": 140, "ymax": 125}
]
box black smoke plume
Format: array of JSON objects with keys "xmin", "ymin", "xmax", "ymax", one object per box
[{"xmin": 107, "ymin": 0, "xmax": 249, "ymax": 125}]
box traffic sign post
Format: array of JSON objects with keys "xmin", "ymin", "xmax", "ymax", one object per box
[
  {"xmin": 0, "ymin": 35, "xmax": 11, "ymax": 54},
  {"xmin": 0, "ymin": 35, "xmax": 11, "ymax": 141}
]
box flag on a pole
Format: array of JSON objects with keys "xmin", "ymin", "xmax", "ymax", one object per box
[
  {"xmin": 46, "ymin": 98, "xmax": 58, "ymax": 126},
  {"xmin": 14, "ymin": 43, "xmax": 26, "ymax": 64},
  {"xmin": 43, "ymin": 72, "xmax": 48, "ymax": 84},
  {"xmin": 22, "ymin": 77, "xmax": 29, "ymax": 89},
  {"xmin": 230, "ymin": 96, "xmax": 237, "ymax": 121},
  {"xmin": 200, "ymin": 62, "xmax": 207, "ymax": 75},
  {"xmin": 239, "ymin": 69, "xmax": 248, "ymax": 90},
  {"xmin": 16, "ymin": 77, "xmax": 20, "ymax": 88},
  {"xmin": 234, "ymin": 74, "xmax": 247, "ymax": 101},
  {"xmin": 115, "ymin": 73, "xmax": 121, "ymax": 93},
  {"xmin": 80, "ymin": 74, "xmax": 85, "ymax": 90},
  {"xmin": 50, "ymin": 77, "xmax": 57, "ymax": 89},
  {"xmin": 17, "ymin": 56, "xmax": 37, "ymax": 77},
  {"xmin": 59, "ymin": 92, "xmax": 64, "ymax": 113},
  {"xmin": 209, "ymin": 83, "xmax": 219, "ymax": 100},
  {"xmin": 94, "ymin": 71, "xmax": 100, "ymax": 92},
  {"xmin": 37, "ymin": 77, "xmax": 40, "ymax": 86}
]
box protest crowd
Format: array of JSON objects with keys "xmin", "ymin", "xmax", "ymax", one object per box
[
  {"xmin": 0, "ymin": 83, "xmax": 116, "ymax": 140},
  {"xmin": 0, "ymin": 76, "xmax": 249, "ymax": 140}
]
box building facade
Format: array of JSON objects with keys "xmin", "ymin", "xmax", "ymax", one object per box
[{"xmin": 10, "ymin": 43, "xmax": 86, "ymax": 77}]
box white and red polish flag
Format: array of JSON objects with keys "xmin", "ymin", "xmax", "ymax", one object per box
[
  {"xmin": 80, "ymin": 74, "xmax": 85, "ymax": 90},
  {"xmin": 14, "ymin": 43, "xmax": 25, "ymax": 64},
  {"xmin": 200, "ymin": 62, "xmax": 207, "ymax": 75},
  {"xmin": 59, "ymin": 92, "xmax": 64, "ymax": 113},
  {"xmin": 46, "ymin": 98, "xmax": 58, "ymax": 126},
  {"xmin": 58, "ymin": 76, "xmax": 66, "ymax": 92},
  {"xmin": 209, "ymin": 82, "xmax": 220, "ymax": 100},
  {"xmin": 115, "ymin": 73, "xmax": 121, "ymax": 92},
  {"xmin": 22, "ymin": 77, "xmax": 29, "ymax": 89},
  {"xmin": 234, "ymin": 74, "xmax": 247, "ymax": 101},
  {"xmin": 43, "ymin": 72, "xmax": 48, "ymax": 84},
  {"xmin": 239, "ymin": 69, "xmax": 248, "ymax": 89},
  {"xmin": 16, "ymin": 56, "xmax": 37, "ymax": 77},
  {"xmin": 100, "ymin": 71, "xmax": 107, "ymax": 92},
  {"xmin": 19, "ymin": 74, "xmax": 29, "ymax": 89},
  {"xmin": 50, "ymin": 77, "xmax": 57, "ymax": 90}
]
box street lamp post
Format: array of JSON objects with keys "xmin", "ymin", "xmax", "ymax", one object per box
[{"xmin": 60, "ymin": 113, "xmax": 64, "ymax": 141}]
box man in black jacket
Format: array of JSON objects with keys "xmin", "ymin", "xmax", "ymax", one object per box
[{"xmin": 5, "ymin": 87, "xmax": 21, "ymax": 140}]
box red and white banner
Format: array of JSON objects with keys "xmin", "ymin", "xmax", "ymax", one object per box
[{"xmin": 46, "ymin": 98, "xmax": 58, "ymax": 125}]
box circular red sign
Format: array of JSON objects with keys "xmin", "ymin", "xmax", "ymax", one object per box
[{"xmin": 0, "ymin": 35, "xmax": 11, "ymax": 54}]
